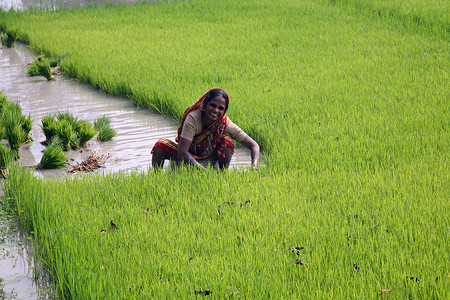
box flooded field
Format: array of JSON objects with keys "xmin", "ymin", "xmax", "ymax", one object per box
[{"xmin": 0, "ymin": 190, "xmax": 54, "ymax": 299}]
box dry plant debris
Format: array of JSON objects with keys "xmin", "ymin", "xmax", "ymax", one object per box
[{"xmin": 68, "ymin": 151, "xmax": 110, "ymax": 172}]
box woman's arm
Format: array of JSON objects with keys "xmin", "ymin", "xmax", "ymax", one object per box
[
  {"xmin": 239, "ymin": 135, "xmax": 260, "ymax": 169},
  {"xmin": 178, "ymin": 137, "xmax": 207, "ymax": 170}
]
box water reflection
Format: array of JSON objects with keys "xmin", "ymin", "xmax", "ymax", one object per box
[
  {"xmin": 0, "ymin": 201, "xmax": 55, "ymax": 299},
  {"xmin": 1, "ymin": 0, "xmax": 173, "ymax": 11}
]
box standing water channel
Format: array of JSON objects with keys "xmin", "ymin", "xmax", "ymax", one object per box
[{"xmin": 0, "ymin": 3, "xmax": 255, "ymax": 296}]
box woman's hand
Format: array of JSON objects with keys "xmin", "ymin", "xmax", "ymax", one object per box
[
  {"xmin": 178, "ymin": 137, "xmax": 207, "ymax": 170},
  {"xmin": 240, "ymin": 135, "xmax": 260, "ymax": 169}
]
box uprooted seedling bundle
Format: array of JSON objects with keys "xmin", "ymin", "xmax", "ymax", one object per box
[
  {"xmin": 27, "ymin": 54, "xmax": 64, "ymax": 81},
  {"xmin": 27, "ymin": 55, "xmax": 55, "ymax": 81},
  {"xmin": 41, "ymin": 111, "xmax": 97, "ymax": 150},
  {"xmin": 94, "ymin": 115, "xmax": 116, "ymax": 142},
  {"xmin": 0, "ymin": 92, "xmax": 33, "ymax": 161},
  {"xmin": 38, "ymin": 112, "xmax": 114, "ymax": 169},
  {"xmin": 0, "ymin": 29, "xmax": 17, "ymax": 48}
]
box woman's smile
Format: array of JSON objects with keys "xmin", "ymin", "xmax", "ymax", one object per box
[{"xmin": 203, "ymin": 96, "xmax": 226, "ymax": 126}]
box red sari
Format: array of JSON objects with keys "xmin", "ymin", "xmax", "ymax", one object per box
[{"xmin": 151, "ymin": 89, "xmax": 234, "ymax": 160}]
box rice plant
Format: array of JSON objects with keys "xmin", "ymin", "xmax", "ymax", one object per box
[
  {"xmin": 3, "ymin": 127, "xmax": 25, "ymax": 159},
  {"xmin": 41, "ymin": 114, "xmax": 57, "ymax": 145},
  {"xmin": 38, "ymin": 144, "xmax": 66, "ymax": 169},
  {"xmin": 20, "ymin": 114, "xmax": 33, "ymax": 143},
  {"xmin": 93, "ymin": 115, "xmax": 111, "ymax": 131},
  {"xmin": 49, "ymin": 57, "xmax": 58, "ymax": 68},
  {"xmin": 55, "ymin": 119, "xmax": 74, "ymax": 151},
  {"xmin": 94, "ymin": 115, "xmax": 116, "ymax": 142},
  {"xmin": 56, "ymin": 111, "xmax": 79, "ymax": 129},
  {"xmin": 97, "ymin": 125, "xmax": 116, "ymax": 142},
  {"xmin": 75, "ymin": 120, "xmax": 97, "ymax": 147},
  {"xmin": 0, "ymin": 144, "xmax": 12, "ymax": 178},
  {"xmin": 1, "ymin": 103, "xmax": 27, "ymax": 159},
  {"xmin": 70, "ymin": 133, "xmax": 80, "ymax": 150},
  {"xmin": 27, "ymin": 55, "xmax": 55, "ymax": 81},
  {"xmin": 0, "ymin": 92, "xmax": 7, "ymax": 113},
  {"xmin": 0, "ymin": 30, "xmax": 17, "ymax": 48}
]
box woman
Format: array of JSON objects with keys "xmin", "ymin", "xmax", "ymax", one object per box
[{"xmin": 151, "ymin": 88, "xmax": 260, "ymax": 170}]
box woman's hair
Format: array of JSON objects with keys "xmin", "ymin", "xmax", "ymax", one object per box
[{"xmin": 203, "ymin": 88, "xmax": 229, "ymax": 111}]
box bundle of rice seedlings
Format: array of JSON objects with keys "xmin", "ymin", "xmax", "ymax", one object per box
[
  {"xmin": 1, "ymin": 104, "xmax": 26, "ymax": 159},
  {"xmin": 49, "ymin": 57, "xmax": 58, "ymax": 68},
  {"xmin": 1, "ymin": 101, "xmax": 23, "ymax": 118},
  {"xmin": 20, "ymin": 114, "xmax": 33, "ymax": 143},
  {"xmin": 76, "ymin": 120, "xmax": 97, "ymax": 147},
  {"xmin": 38, "ymin": 144, "xmax": 66, "ymax": 169},
  {"xmin": 70, "ymin": 134, "xmax": 80, "ymax": 150},
  {"xmin": 41, "ymin": 114, "xmax": 57, "ymax": 145},
  {"xmin": 0, "ymin": 30, "xmax": 17, "ymax": 48},
  {"xmin": 0, "ymin": 92, "xmax": 7, "ymax": 113},
  {"xmin": 97, "ymin": 124, "xmax": 117, "ymax": 142},
  {"xmin": 56, "ymin": 111, "xmax": 79, "ymax": 128},
  {"xmin": 0, "ymin": 144, "xmax": 12, "ymax": 178},
  {"xmin": 4, "ymin": 126, "xmax": 25, "ymax": 159},
  {"xmin": 27, "ymin": 55, "xmax": 44, "ymax": 76},
  {"xmin": 94, "ymin": 115, "xmax": 116, "ymax": 142},
  {"xmin": 27, "ymin": 55, "xmax": 55, "ymax": 81},
  {"xmin": 55, "ymin": 119, "xmax": 74, "ymax": 151},
  {"xmin": 93, "ymin": 115, "xmax": 111, "ymax": 131}
]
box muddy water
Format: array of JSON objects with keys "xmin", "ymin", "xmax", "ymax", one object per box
[{"xmin": 0, "ymin": 196, "xmax": 55, "ymax": 299}]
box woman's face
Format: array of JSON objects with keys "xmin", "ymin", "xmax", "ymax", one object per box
[{"xmin": 203, "ymin": 96, "xmax": 227, "ymax": 124}]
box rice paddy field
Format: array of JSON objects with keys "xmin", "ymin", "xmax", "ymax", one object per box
[{"xmin": 1, "ymin": 0, "xmax": 449, "ymax": 298}]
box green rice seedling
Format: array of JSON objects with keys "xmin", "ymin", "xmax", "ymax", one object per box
[
  {"xmin": 36, "ymin": 59, "xmax": 55, "ymax": 81},
  {"xmin": 0, "ymin": 30, "xmax": 17, "ymax": 48},
  {"xmin": 56, "ymin": 111, "xmax": 79, "ymax": 129},
  {"xmin": 70, "ymin": 134, "xmax": 80, "ymax": 150},
  {"xmin": 48, "ymin": 57, "xmax": 58, "ymax": 68},
  {"xmin": 38, "ymin": 144, "xmax": 66, "ymax": 169},
  {"xmin": 94, "ymin": 115, "xmax": 116, "ymax": 141},
  {"xmin": 3, "ymin": 127, "xmax": 25, "ymax": 159},
  {"xmin": 27, "ymin": 55, "xmax": 55, "ymax": 81},
  {"xmin": 0, "ymin": 92, "xmax": 7, "ymax": 113},
  {"xmin": 1, "ymin": 103, "xmax": 26, "ymax": 159},
  {"xmin": 97, "ymin": 125, "xmax": 116, "ymax": 142},
  {"xmin": 93, "ymin": 115, "xmax": 111, "ymax": 131},
  {"xmin": 20, "ymin": 114, "xmax": 33, "ymax": 143},
  {"xmin": 51, "ymin": 135, "xmax": 63, "ymax": 147},
  {"xmin": 41, "ymin": 114, "xmax": 57, "ymax": 145},
  {"xmin": 75, "ymin": 120, "xmax": 97, "ymax": 147},
  {"xmin": 0, "ymin": 144, "xmax": 12, "ymax": 178},
  {"xmin": 26, "ymin": 55, "xmax": 45, "ymax": 76},
  {"xmin": 55, "ymin": 119, "xmax": 74, "ymax": 151}
]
